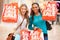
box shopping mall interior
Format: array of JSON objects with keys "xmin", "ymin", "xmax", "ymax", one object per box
[{"xmin": 0, "ymin": 0, "xmax": 60, "ymax": 40}]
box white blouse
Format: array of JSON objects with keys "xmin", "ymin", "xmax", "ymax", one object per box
[{"xmin": 15, "ymin": 14, "xmax": 27, "ymax": 34}]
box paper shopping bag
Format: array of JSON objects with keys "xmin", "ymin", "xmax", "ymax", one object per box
[
  {"xmin": 2, "ymin": 3, "xmax": 18, "ymax": 23},
  {"xmin": 42, "ymin": 1, "xmax": 58, "ymax": 21},
  {"xmin": 30, "ymin": 28, "xmax": 42, "ymax": 40},
  {"xmin": 20, "ymin": 29, "xmax": 30, "ymax": 40}
]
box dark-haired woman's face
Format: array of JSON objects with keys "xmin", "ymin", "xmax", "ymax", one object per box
[{"xmin": 32, "ymin": 4, "xmax": 39, "ymax": 14}]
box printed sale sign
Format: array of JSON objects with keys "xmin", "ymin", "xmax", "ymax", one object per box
[
  {"xmin": 2, "ymin": 3, "xmax": 18, "ymax": 22},
  {"xmin": 42, "ymin": 1, "xmax": 58, "ymax": 21}
]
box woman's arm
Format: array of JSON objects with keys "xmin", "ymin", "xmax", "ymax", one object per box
[{"xmin": 28, "ymin": 16, "xmax": 34, "ymax": 30}]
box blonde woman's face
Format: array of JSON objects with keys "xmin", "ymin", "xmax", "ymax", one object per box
[{"xmin": 20, "ymin": 6, "xmax": 27, "ymax": 15}]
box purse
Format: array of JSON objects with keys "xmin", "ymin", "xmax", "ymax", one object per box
[
  {"xmin": 46, "ymin": 21, "xmax": 52, "ymax": 30},
  {"xmin": 7, "ymin": 18, "xmax": 25, "ymax": 40},
  {"xmin": 7, "ymin": 33, "xmax": 15, "ymax": 40}
]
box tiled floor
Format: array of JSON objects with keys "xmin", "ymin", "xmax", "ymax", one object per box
[
  {"xmin": 0, "ymin": 22, "xmax": 60, "ymax": 40},
  {"xmin": 48, "ymin": 24, "xmax": 60, "ymax": 40}
]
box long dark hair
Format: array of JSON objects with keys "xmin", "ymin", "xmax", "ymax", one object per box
[{"xmin": 31, "ymin": 3, "xmax": 42, "ymax": 20}]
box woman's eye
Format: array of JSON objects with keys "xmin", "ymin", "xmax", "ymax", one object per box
[{"xmin": 33, "ymin": 7, "xmax": 38, "ymax": 8}]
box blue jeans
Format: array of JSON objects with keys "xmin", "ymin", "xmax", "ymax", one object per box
[
  {"xmin": 14, "ymin": 34, "xmax": 20, "ymax": 40},
  {"xmin": 44, "ymin": 34, "xmax": 48, "ymax": 40}
]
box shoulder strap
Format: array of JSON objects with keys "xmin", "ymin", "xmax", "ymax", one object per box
[
  {"xmin": 16, "ymin": 18, "xmax": 25, "ymax": 30},
  {"xmin": 20, "ymin": 18, "xmax": 24, "ymax": 26}
]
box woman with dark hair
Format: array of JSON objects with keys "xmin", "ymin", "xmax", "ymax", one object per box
[{"xmin": 28, "ymin": 3, "xmax": 48, "ymax": 40}]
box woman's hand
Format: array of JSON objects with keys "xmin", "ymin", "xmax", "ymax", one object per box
[
  {"xmin": 34, "ymin": 27, "xmax": 42, "ymax": 32},
  {"xmin": 13, "ymin": 28, "xmax": 17, "ymax": 33},
  {"xmin": 34, "ymin": 27, "xmax": 38, "ymax": 31},
  {"xmin": 24, "ymin": 28, "xmax": 28, "ymax": 30}
]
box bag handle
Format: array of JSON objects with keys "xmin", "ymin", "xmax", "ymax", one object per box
[{"xmin": 15, "ymin": 18, "xmax": 25, "ymax": 30}]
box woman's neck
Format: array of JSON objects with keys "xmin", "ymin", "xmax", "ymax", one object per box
[
  {"xmin": 22, "ymin": 15, "xmax": 25, "ymax": 18},
  {"xmin": 20, "ymin": 14, "xmax": 25, "ymax": 19},
  {"xmin": 35, "ymin": 12, "xmax": 40, "ymax": 16}
]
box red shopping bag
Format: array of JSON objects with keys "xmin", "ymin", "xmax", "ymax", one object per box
[
  {"xmin": 20, "ymin": 29, "xmax": 30, "ymax": 40},
  {"xmin": 20, "ymin": 28, "xmax": 42, "ymax": 40},
  {"xmin": 30, "ymin": 28, "xmax": 42, "ymax": 40},
  {"xmin": 2, "ymin": 3, "xmax": 18, "ymax": 23},
  {"xmin": 42, "ymin": 1, "xmax": 58, "ymax": 21}
]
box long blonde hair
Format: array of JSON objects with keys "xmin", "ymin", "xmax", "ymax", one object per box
[
  {"xmin": 19, "ymin": 4, "xmax": 29, "ymax": 24},
  {"xmin": 19, "ymin": 4, "xmax": 28, "ymax": 18}
]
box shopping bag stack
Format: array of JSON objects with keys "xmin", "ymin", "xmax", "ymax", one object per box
[{"xmin": 20, "ymin": 28, "xmax": 43, "ymax": 40}]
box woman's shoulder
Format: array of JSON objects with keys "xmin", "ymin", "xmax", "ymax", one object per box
[
  {"xmin": 18, "ymin": 14, "xmax": 22, "ymax": 21},
  {"xmin": 29, "ymin": 15, "xmax": 32, "ymax": 19},
  {"xmin": 18, "ymin": 13, "xmax": 21, "ymax": 17}
]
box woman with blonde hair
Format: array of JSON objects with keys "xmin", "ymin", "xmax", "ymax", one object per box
[{"xmin": 14, "ymin": 4, "xmax": 29, "ymax": 40}]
